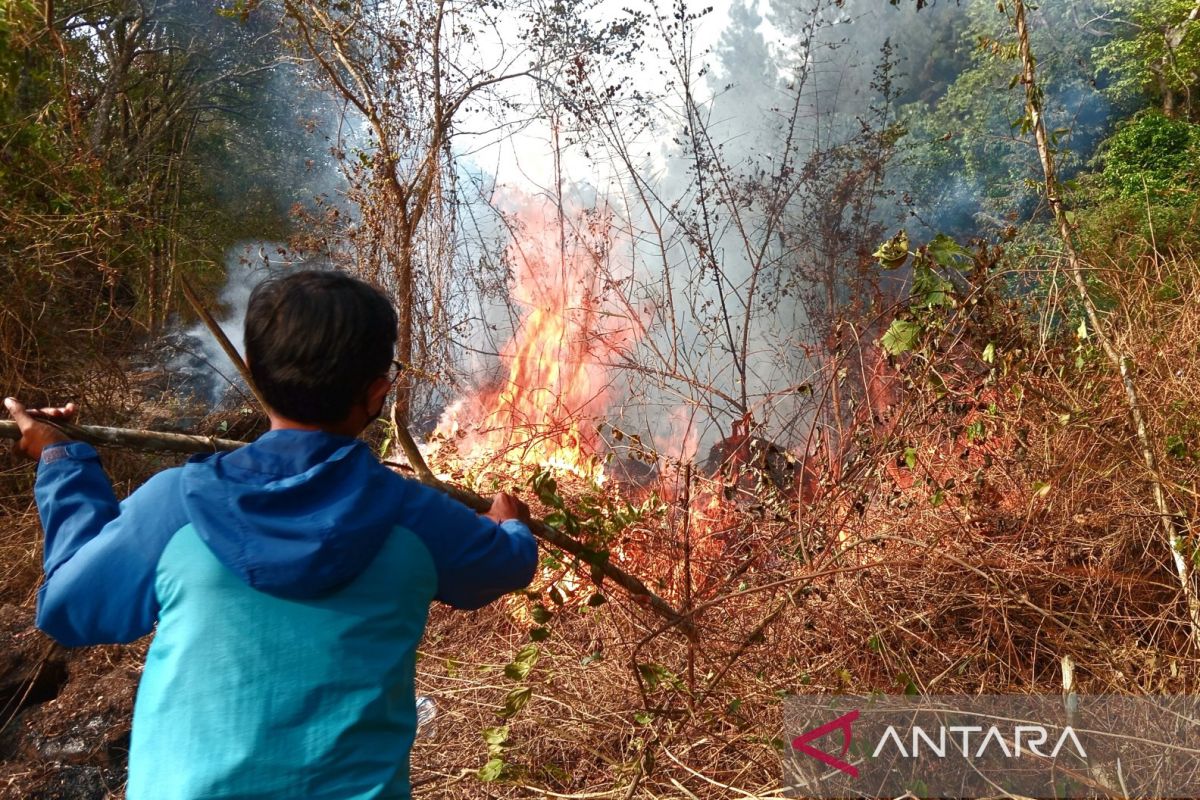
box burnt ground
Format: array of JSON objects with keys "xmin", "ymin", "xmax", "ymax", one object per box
[
  {"xmin": 0, "ymin": 465, "xmax": 145, "ymax": 800},
  {"xmin": 0, "ymin": 610, "xmax": 140, "ymax": 799}
]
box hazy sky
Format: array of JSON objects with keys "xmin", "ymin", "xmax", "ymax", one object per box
[{"xmin": 456, "ymin": 0, "xmax": 770, "ymax": 197}]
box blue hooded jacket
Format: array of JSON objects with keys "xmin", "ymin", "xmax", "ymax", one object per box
[{"xmin": 33, "ymin": 430, "xmax": 537, "ymax": 800}]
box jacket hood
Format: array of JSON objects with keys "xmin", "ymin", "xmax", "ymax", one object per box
[{"xmin": 180, "ymin": 429, "xmax": 400, "ymax": 599}]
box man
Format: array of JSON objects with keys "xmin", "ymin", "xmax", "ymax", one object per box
[{"xmin": 6, "ymin": 270, "xmax": 537, "ymax": 799}]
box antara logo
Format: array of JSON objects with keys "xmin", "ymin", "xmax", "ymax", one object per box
[
  {"xmin": 791, "ymin": 710, "xmax": 860, "ymax": 778},
  {"xmin": 790, "ymin": 712, "xmax": 1089, "ymax": 780},
  {"xmin": 872, "ymin": 724, "xmax": 1088, "ymax": 759}
]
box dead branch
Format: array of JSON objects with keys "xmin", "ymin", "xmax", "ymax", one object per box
[{"xmin": 0, "ymin": 420, "xmax": 243, "ymax": 454}]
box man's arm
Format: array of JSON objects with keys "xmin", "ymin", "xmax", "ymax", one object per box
[
  {"xmin": 35, "ymin": 446, "xmax": 187, "ymax": 645},
  {"xmin": 402, "ymin": 480, "xmax": 538, "ymax": 610},
  {"xmin": 7, "ymin": 398, "xmax": 186, "ymax": 646}
]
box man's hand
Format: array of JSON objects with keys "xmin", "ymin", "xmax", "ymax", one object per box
[
  {"xmin": 484, "ymin": 491, "xmax": 531, "ymax": 525},
  {"xmin": 5, "ymin": 397, "xmax": 77, "ymax": 461}
]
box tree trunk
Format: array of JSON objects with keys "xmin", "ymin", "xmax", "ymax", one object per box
[
  {"xmin": 391, "ymin": 233, "xmax": 415, "ymax": 426},
  {"xmin": 1012, "ymin": 0, "xmax": 1200, "ymax": 647}
]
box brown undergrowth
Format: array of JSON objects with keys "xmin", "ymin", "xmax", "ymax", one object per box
[
  {"xmin": 0, "ymin": 254, "xmax": 1198, "ymax": 799},
  {"xmin": 405, "ymin": 250, "xmax": 1200, "ymax": 797}
]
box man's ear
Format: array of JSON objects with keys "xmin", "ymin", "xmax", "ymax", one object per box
[{"xmin": 365, "ymin": 376, "xmax": 391, "ymax": 413}]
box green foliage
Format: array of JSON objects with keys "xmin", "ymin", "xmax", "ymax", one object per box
[
  {"xmin": 503, "ymin": 644, "xmax": 540, "ymax": 681},
  {"xmin": 1093, "ymin": 0, "xmax": 1200, "ymax": 118},
  {"xmin": 529, "ymin": 468, "xmax": 652, "ymax": 556},
  {"xmin": 477, "ymin": 755, "xmax": 506, "ymax": 782},
  {"xmin": 636, "ymin": 662, "xmax": 686, "ymax": 693},
  {"xmin": 881, "ymin": 319, "xmax": 923, "ymax": 357},
  {"xmin": 876, "ymin": 230, "xmax": 979, "ymax": 357},
  {"xmin": 1046, "ymin": 111, "xmax": 1200, "ymax": 277},
  {"xmin": 478, "ymin": 634, "xmax": 544, "ymax": 782},
  {"xmin": 1098, "ymin": 112, "xmax": 1200, "ymax": 200},
  {"xmin": 895, "ymin": 0, "xmax": 1111, "ymax": 230},
  {"xmin": 0, "ymin": 0, "xmax": 323, "ymax": 395}
]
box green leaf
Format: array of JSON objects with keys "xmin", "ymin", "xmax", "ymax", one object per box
[
  {"xmin": 477, "ymin": 757, "xmax": 506, "ymax": 782},
  {"xmin": 543, "ymin": 511, "xmax": 572, "ymax": 531},
  {"xmin": 873, "ymin": 230, "xmax": 910, "ymax": 269},
  {"xmin": 531, "ymin": 605, "xmax": 552, "ymax": 624},
  {"xmin": 515, "ymin": 643, "xmax": 539, "ymax": 665},
  {"xmin": 637, "ymin": 663, "xmax": 666, "ymax": 691},
  {"xmin": 637, "ymin": 663, "xmax": 683, "ymax": 692},
  {"xmin": 501, "ymin": 686, "xmax": 533, "ymax": 718},
  {"xmin": 634, "ymin": 710, "xmax": 653, "ymax": 725},
  {"xmin": 1076, "ymin": 319, "xmax": 1088, "ymax": 340},
  {"xmin": 587, "ymin": 593, "xmax": 607, "ymax": 607},
  {"xmin": 881, "ymin": 319, "xmax": 922, "ymax": 356},
  {"xmin": 1166, "ymin": 435, "xmax": 1190, "ymax": 460},
  {"xmin": 927, "ymin": 234, "xmax": 971, "ymax": 270},
  {"xmin": 982, "ymin": 342, "xmax": 995, "ymax": 364},
  {"xmin": 505, "ymin": 660, "xmax": 532, "ymax": 681},
  {"xmin": 504, "ymin": 642, "xmax": 537, "ymax": 681},
  {"xmin": 911, "ymin": 262, "xmax": 954, "ymax": 308},
  {"xmin": 904, "ymin": 447, "xmax": 918, "ymax": 470},
  {"xmin": 482, "ymin": 725, "xmax": 510, "ymax": 747},
  {"xmin": 530, "ymin": 627, "xmax": 551, "ymax": 642}
]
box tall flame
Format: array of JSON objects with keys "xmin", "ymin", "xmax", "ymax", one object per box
[{"xmin": 432, "ymin": 205, "xmax": 636, "ymax": 480}]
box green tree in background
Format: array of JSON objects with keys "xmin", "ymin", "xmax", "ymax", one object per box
[
  {"xmin": 0, "ymin": 0, "xmax": 327, "ymax": 396},
  {"xmin": 894, "ymin": 0, "xmax": 1113, "ymax": 232},
  {"xmin": 1095, "ymin": 0, "xmax": 1200, "ymax": 119}
]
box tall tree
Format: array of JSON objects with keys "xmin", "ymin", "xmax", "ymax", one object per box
[{"xmin": 1095, "ymin": 0, "xmax": 1200, "ymax": 119}]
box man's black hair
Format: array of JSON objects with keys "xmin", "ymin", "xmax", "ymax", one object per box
[{"xmin": 244, "ymin": 270, "xmax": 398, "ymax": 424}]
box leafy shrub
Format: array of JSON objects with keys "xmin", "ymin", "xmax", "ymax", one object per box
[{"xmin": 1099, "ymin": 112, "xmax": 1200, "ymax": 201}]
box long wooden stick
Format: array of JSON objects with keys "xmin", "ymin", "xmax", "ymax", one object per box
[
  {"xmin": 2, "ymin": 418, "xmax": 690, "ymax": 633},
  {"xmin": 0, "ymin": 420, "xmax": 244, "ymax": 454}
]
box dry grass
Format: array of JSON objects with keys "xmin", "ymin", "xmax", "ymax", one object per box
[
  {"xmin": 1, "ymin": 253, "xmax": 1198, "ymax": 799},
  {"xmin": 403, "ymin": 251, "xmax": 1200, "ymax": 798}
]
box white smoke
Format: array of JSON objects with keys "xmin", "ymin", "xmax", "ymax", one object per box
[{"xmin": 167, "ymin": 242, "xmax": 289, "ymax": 408}]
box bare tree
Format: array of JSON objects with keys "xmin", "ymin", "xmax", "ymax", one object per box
[
  {"xmin": 280, "ymin": 0, "xmax": 645, "ymax": 426},
  {"xmin": 529, "ymin": 0, "xmax": 901, "ymax": 482}
]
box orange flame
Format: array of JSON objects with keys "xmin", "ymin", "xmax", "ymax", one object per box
[{"xmin": 432, "ymin": 205, "xmax": 637, "ymax": 481}]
